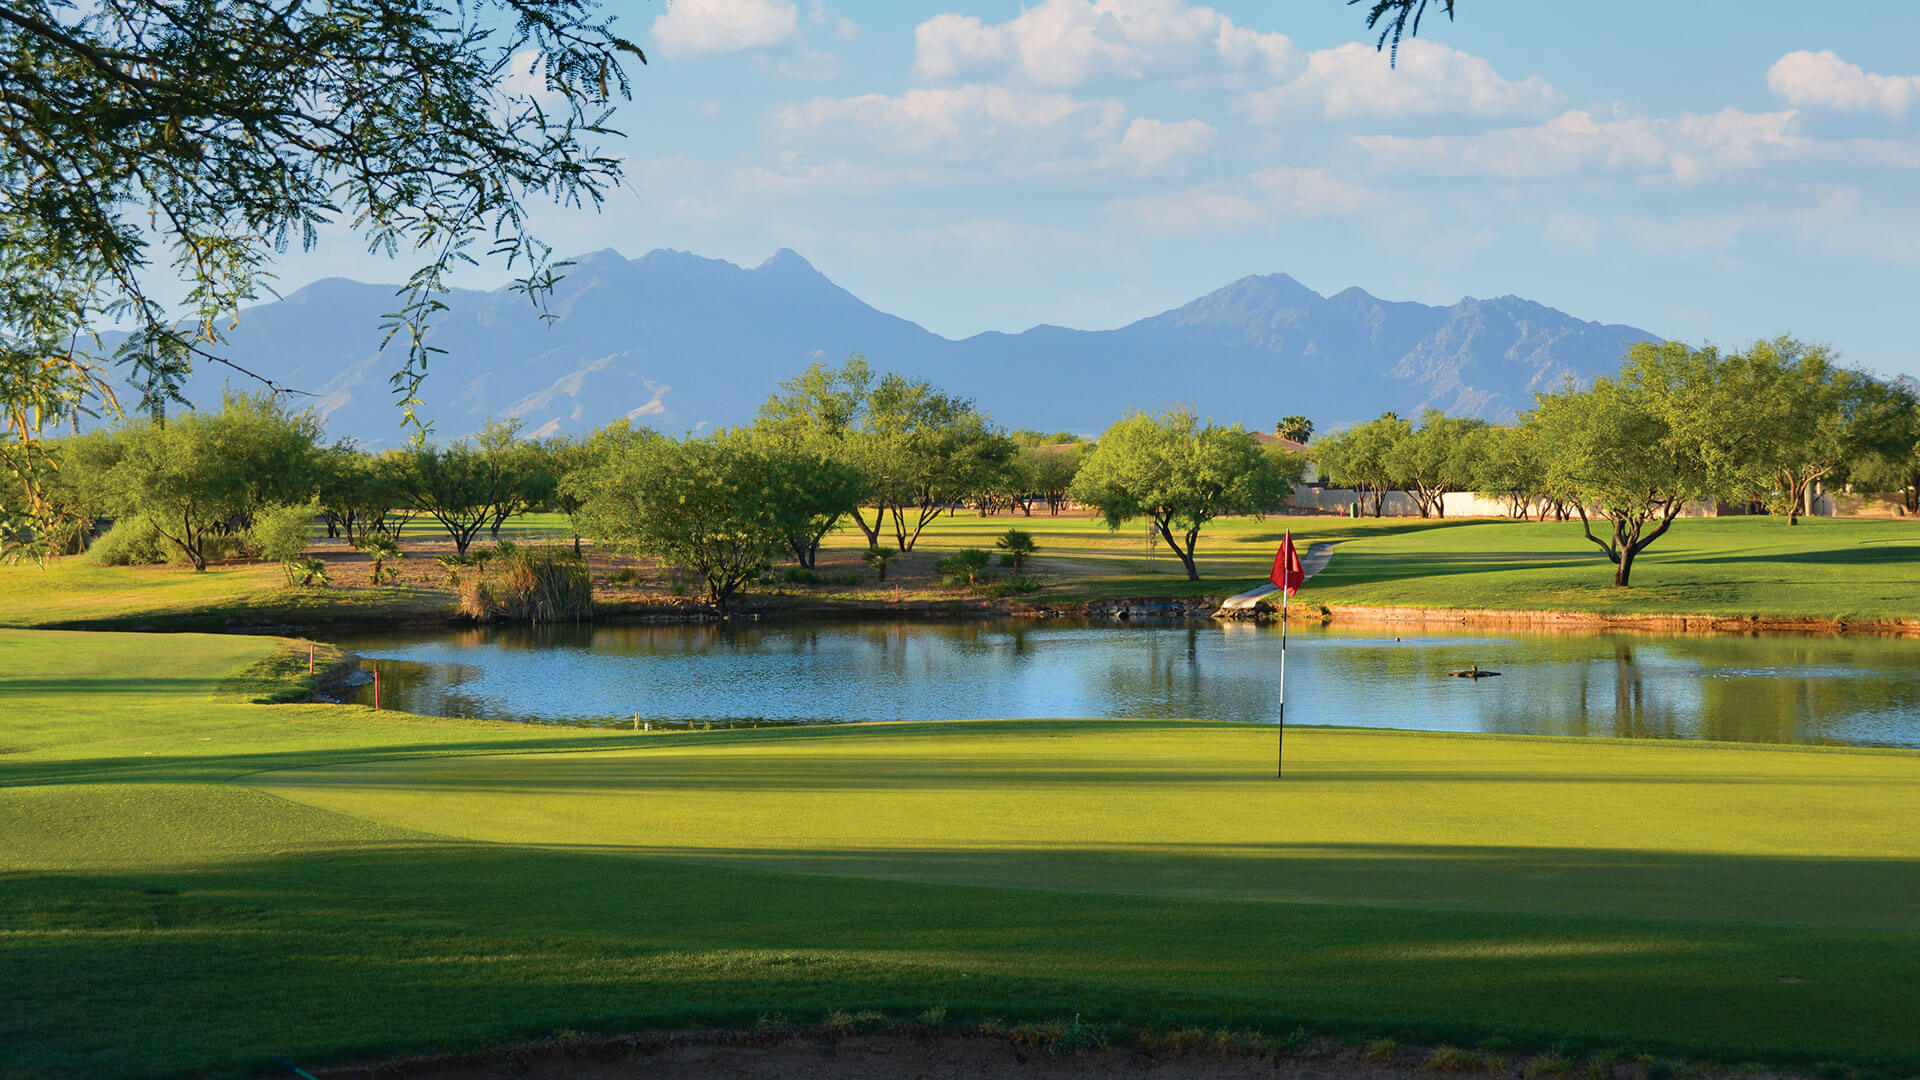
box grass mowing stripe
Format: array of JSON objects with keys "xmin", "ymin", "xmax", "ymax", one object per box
[{"xmin": 6, "ymin": 628, "xmax": 1920, "ymax": 1077}]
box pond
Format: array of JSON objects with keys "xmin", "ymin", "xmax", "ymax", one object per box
[{"xmin": 326, "ymin": 620, "xmax": 1920, "ymax": 749}]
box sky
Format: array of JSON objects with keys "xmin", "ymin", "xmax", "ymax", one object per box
[{"xmin": 271, "ymin": 0, "xmax": 1920, "ymax": 379}]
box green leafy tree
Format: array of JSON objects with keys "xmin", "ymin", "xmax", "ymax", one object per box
[
  {"xmin": 1716, "ymin": 339, "xmax": 1917, "ymax": 524},
  {"xmin": 1, "ymin": 0, "xmax": 643, "ymax": 545},
  {"xmin": 1532, "ymin": 342, "xmax": 1746, "ymax": 587},
  {"xmin": 1009, "ymin": 437, "xmax": 1090, "ymax": 517},
  {"xmin": 403, "ymin": 440, "xmax": 519, "ymax": 556},
  {"xmin": 1070, "ymin": 407, "xmax": 1291, "ymax": 581},
  {"xmin": 862, "ymin": 374, "xmax": 1014, "ymax": 553},
  {"xmin": 1275, "ymin": 416, "xmax": 1314, "ymax": 443},
  {"xmin": 1386, "ymin": 409, "xmax": 1490, "ymax": 518},
  {"xmin": 95, "ymin": 392, "xmax": 321, "ymax": 570},
  {"xmin": 575, "ymin": 431, "xmax": 810, "ymax": 615},
  {"xmin": 317, "ymin": 448, "xmax": 418, "ymax": 545},
  {"xmin": 1315, "ymin": 413, "xmax": 1412, "ymax": 516},
  {"xmin": 1470, "ymin": 426, "xmax": 1548, "ymax": 519},
  {"xmin": 754, "ymin": 357, "xmax": 873, "ymax": 560}
]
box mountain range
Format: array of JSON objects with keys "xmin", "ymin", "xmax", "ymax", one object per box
[{"xmin": 158, "ymin": 247, "xmax": 1661, "ymax": 447}]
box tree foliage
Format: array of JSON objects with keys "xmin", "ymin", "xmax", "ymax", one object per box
[
  {"xmin": 1070, "ymin": 407, "xmax": 1290, "ymax": 581},
  {"xmin": 1530, "ymin": 342, "xmax": 1736, "ymax": 587},
  {"xmin": 0, "ymin": 0, "xmax": 642, "ymax": 548},
  {"xmin": 90, "ymin": 392, "xmax": 321, "ymax": 570},
  {"xmin": 1350, "ymin": 0, "xmax": 1455, "ymax": 62},
  {"xmin": 1314, "ymin": 413, "xmax": 1412, "ymax": 516}
]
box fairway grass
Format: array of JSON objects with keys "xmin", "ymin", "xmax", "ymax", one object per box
[
  {"xmin": 8, "ymin": 513, "xmax": 1920, "ymax": 631},
  {"xmin": 7, "ymin": 629, "xmax": 1920, "ymax": 1078}
]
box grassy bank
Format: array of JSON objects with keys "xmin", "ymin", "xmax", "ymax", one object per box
[
  {"xmin": 4, "ymin": 513, "xmax": 1920, "ymax": 630},
  {"xmin": 6, "ymin": 628, "xmax": 1920, "ymax": 1077}
]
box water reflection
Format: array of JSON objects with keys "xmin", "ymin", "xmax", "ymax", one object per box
[{"xmin": 327, "ymin": 621, "xmax": 1920, "ymax": 748}]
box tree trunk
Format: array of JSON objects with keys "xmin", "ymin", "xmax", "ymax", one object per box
[{"xmin": 1614, "ymin": 546, "xmax": 1635, "ymax": 587}]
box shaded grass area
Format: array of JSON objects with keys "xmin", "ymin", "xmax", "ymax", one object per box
[{"xmin": 6, "ymin": 629, "xmax": 1920, "ymax": 1077}]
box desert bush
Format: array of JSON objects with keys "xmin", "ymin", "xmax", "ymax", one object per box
[
  {"xmin": 984, "ymin": 575, "xmax": 1041, "ymax": 597},
  {"xmin": 250, "ymin": 501, "xmax": 318, "ymax": 566},
  {"xmin": 82, "ymin": 517, "xmax": 170, "ymax": 565},
  {"xmin": 780, "ymin": 566, "xmax": 823, "ymax": 584},
  {"xmin": 460, "ymin": 545, "xmax": 592, "ymax": 622}
]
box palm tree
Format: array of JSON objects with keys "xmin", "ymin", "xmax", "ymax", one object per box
[
  {"xmin": 995, "ymin": 528, "xmax": 1038, "ymax": 573},
  {"xmin": 1276, "ymin": 416, "xmax": 1314, "ymax": 443}
]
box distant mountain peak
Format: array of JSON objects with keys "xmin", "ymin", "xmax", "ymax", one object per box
[
  {"xmin": 157, "ymin": 248, "xmax": 1660, "ymax": 444},
  {"xmin": 755, "ymin": 247, "xmax": 825, "ymax": 277}
]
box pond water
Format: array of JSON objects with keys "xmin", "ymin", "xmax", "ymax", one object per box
[{"xmin": 327, "ymin": 620, "xmax": 1920, "ymax": 748}]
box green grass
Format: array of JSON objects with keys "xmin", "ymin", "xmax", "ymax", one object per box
[
  {"xmin": 829, "ymin": 513, "xmax": 1920, "ymax": 621},
  {"xmin": 7, "ymin": 512, "xmax": 1920, "ymax": 628},
  {"xmin": 7, "ymin": 628, "xmax": 1920, "ymax": 1077}
]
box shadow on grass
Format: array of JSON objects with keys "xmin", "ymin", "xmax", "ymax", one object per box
[
  {"xmin": 6, "ymin": 843, "xmax": 1920, "ymax": 1080},
  {"xmin": 1665, "ymin": 546, "xmax": 1920, "ymax": 568}
]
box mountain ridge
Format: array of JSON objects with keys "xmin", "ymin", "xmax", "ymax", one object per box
[{"xmin": 156, "ymin": 248, "xmax": 1660, "ymax": 447}]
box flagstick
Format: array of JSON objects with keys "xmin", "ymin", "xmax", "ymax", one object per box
[{"xmin": 1278, "ymin": 580, "xmax": 1288, "ymax": 779}]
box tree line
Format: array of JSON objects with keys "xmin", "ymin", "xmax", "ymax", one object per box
[
  {"xmin": 1314, "ymin": 338, "xmax": 1920, "ymax": 585},
  {"xmin": 12, "ymin": 356, "xmax": 1303, "ymax": 611}
]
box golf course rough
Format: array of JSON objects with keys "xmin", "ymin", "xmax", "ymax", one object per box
[{"xmin": 7, "ymin": 627, "xmax": 1920, "ymax": 1079}]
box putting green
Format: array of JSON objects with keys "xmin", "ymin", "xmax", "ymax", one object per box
[{"xmin": 252, "ymin": 721, "xmax": 1920, "ymax": 929}]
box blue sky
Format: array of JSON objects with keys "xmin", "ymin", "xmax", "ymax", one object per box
[{"xmin": 280, "ymin": 1, "xmax": 1920, "ymax": 379}]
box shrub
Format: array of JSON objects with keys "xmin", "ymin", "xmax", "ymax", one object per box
[
  {"xmin": 862, "ymin": 545, "xmax": 897, "ymax": 581},
  {"xmin": 1426, "ymin": 1046, "xmax": 1486, "ymax": 1073},
  {"xmin": 937, "ymin": 548, "xmax": 992, "ymax": 587},
  {"xmin": 460, "ymin": 546, "xmax": 592, "ymax": 622},
  {"xmin": 283, "ymin": 556, "xmax": 330, "ymax": 587},
  {"xmin": 1367, "ymin": 1039, "xmax": 1400, "ymax": 1063},
  {"xmin": 984, "ymin": 575, "xmax": 1041, "ymax": 597},
  {"xmin": 1525, "ymin": 1054, "xmax": 1577, "ymax": 1077},
  {"xmin": 357, "ymin": 534, "xmax": 404, "ymax": 585},
  {"xmin": 607, "ymin": 566, "xmax": 639, "ymax": 586},
  {"xmin": 82, "ymin": 517, "xmax": 170, "ymax": 565},
  {"xmin": 436, "ymin": 547, "xmax": 497, "ymax": 570},
  {"xmin": 781, "ymin": 566, "xmax": 823, "ymax": 585},
  {"xmin": 249, "ymin": 501, "xmax": 316, "ymax": 561},
  {"xmin": 995, "ymin": 527, "xmax": 1038, "ymax": 572}
]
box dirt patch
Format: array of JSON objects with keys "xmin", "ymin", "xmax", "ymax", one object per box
[
  {"xmin": 306, "ymin": 1026, "xmax": 1792, "ymax": 1080},
  {"xmin": 314, "ymin": 1029, "xmax": 1452, "ymax": 1080}
]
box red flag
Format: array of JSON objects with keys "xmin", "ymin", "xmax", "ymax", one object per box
[{"xmin": 1270, "ymin": 530, "xmax": 1304, "ymax": 597}]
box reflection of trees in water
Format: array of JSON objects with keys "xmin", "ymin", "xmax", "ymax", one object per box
[{"xmin": 337, "ymin": 622, "xmax": 1920, "ymax": 745}]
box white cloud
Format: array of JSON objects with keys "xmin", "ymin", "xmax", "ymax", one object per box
[
  {"xmin": 775, "ymin": 86, "xmax": 1127, "ymax": 163},
  {"xmin": 1099, "ymin": 117, "xmax": 1215, "ymax": 175},
  {"xmin": 1248, "ymin": 166, "xmax": 1376, "ymax": 217},
  {"xmin": 1104, "ymin": 166, "xmax": 1378, "ymax": 235},
  {"xmin": 1768, "ymin": 50, "xmax": 1920, "ymax": 117},
  {"xmin": 651, "ymin": 0, "xmax": 799, "ymax": 58},
  {"xmin": 1234, "ymin": 39, "xmax": 1558, "ymax": 121},
  {"xmin": 497, "ymin": 49, "xmax": 563, "ymax": 107},
  {"xmin": 778, "ymin": 49, "xmax": 842, "ymax": 82},
  {"xmin": 913, "ymin": 0, "xmax": 1298, "ymax": 87},
  {"xmin": 1104, "ymin": 187, "xmax": 1266, "ymax": 234},
  {"xmin": 807, "ymin": 1, "xmax": 858, "ymax": 40},
  {"xmin": 1354, "ymin": 108, "xmax": 1807, "ymax": 182}
]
